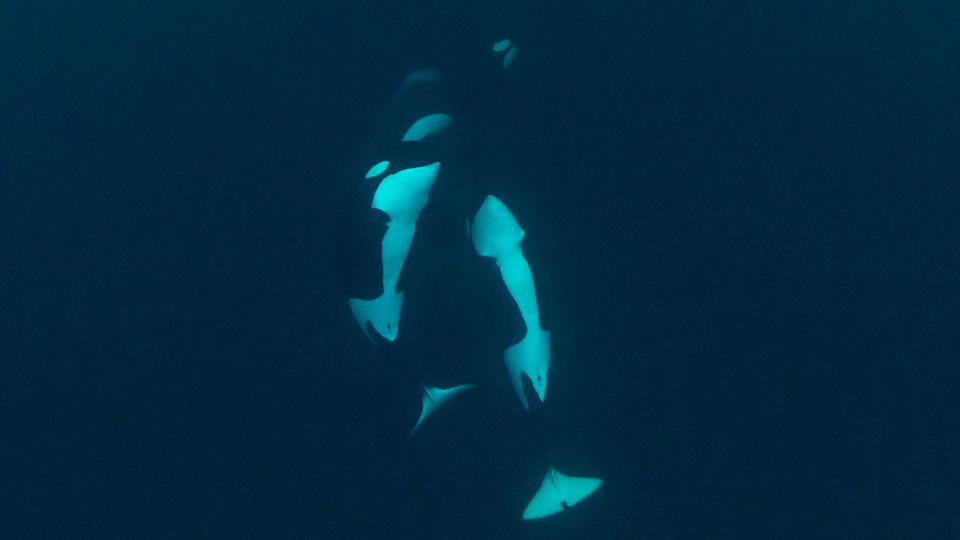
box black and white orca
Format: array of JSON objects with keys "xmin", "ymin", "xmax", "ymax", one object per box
[
  {"xmin": 342, "ymin": 69, "xmax": 475, "ymax": 434},
  {"xmin": 339, "ymin": 41, "xmax": 602, "ymax": 519},
  {"xmin": 470, "ymin": 193, "xmax": 603, "ymax": 519}
]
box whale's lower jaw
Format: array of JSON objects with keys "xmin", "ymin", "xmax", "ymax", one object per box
[
  {"xmin": 348, "ymin": 289, "xmax": 404, "ymax": 343},
  {"xmin": 522, "ymin": 467, "xmax": 603, "ymax": 520}
]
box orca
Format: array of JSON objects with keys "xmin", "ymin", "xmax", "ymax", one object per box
[
  {"xmin": 346, "ymin": 68, "xmax": 458, "ymax": 343},
  {"xmin": 348, "ymin": 160, "xmax": 440, "ymax": 342},
  {"xmin": 471, "ymin": 194, "xmax": 602, "ymax": 519},
  {"xmin": 346, "ymin": 71, "xmax": 477, "ymax": 435},
  {"xmin": 341, "ymin": 58, "xmax": 602, "ymax": 520},
  {"xmin": 471, "ymin": 194, "xmax": 548, "ymax": 408},
  {"xmin": 490, "ymin": 38, "xmax": 517, "ymax": 69},
  {"xmin": 491, "ymin": 37, "xmax": 518, "ymax": 68}
]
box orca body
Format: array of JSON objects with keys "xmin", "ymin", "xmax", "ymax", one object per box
[
  {"xmin": 347, "ymin": 72, "xmax": 454, "ymax": 343},
  {"xmin": 348, "ymin": 161, "xmax": 440, "ymax": 342},
  {"xmin": 344, "ymin": 70, "xmax": 477, "ymax": 433},
  {"xmin": 471, "ymin": 194, "xmax": 548, "ymax": 408},
  {"xmin": 339, "ymin": 43, "xmax": 603, "ymax": 521},
  {"xmin": 471, "ymin": 194, "xmax": 603, "ymax": 519}
]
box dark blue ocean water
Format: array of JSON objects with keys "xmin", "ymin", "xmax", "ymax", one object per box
[{"xmin": 3, "ymin": 1, "xmax": 958, "ymax": 537}]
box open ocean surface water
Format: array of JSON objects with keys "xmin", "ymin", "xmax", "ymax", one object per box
[{"xmin": 2, "ymin": 1, "xmax": 957, "ymax": 538}]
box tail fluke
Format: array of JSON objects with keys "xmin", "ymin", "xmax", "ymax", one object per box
[
  {"xmin": 522, "ymin": 467, "xmax": 603, "ymax": 520},
  {"xmin": 410, "ymin": 383, "xmax": 478, "ymax": 436}
]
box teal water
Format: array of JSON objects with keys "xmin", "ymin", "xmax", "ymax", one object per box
[{"xmin": 3, "ymin": 1, "xmax": 958, "ymax": 537}]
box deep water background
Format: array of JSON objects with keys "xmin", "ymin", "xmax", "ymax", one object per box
[{"xmin": 2, "ymin": 1, "xmax": 958, "ymax": 537}]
